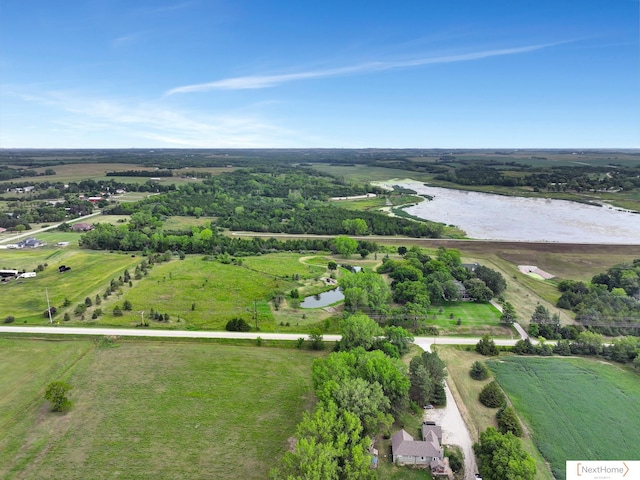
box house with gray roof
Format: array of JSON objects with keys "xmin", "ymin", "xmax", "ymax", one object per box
[
  {"xmin": 391, "ymin": 429, "xmax": 443, "ymax": 466},
  {"xmin": 392, "ymin": 426, "xmax": 452, "ymax": 478}
]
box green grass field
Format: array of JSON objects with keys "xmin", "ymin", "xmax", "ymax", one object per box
[
  {"xmin": 425, "ymin": 302, "xmax": 505, "ymax": 335},
  {"xmin": 0, "ymin": 248, "xmax": 141, "ymax": 322},
  {"xmin": 97, "ymin": 253, "xmax": 330, "ymax": 330},
  {"xmin": 488, "ymin": 356, "xmax": 640, "ymax": 480},
  {"xmin": 0, "ymin": 338, "xmax": 320, "ymax": 480}
]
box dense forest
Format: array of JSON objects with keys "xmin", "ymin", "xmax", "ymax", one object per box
[{"xmin": 103, "ymin": 167, "xmax": 445, "ymax": 237}]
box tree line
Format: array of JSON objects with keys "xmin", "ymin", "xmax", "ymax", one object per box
[{"xmin": 555, "ymin": 259, "xmax": 640, "ymax": 335}]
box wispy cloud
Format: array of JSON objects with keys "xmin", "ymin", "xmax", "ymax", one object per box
[
  {"xmin": 133, "ymin": 2, "xmax": 196, "ymax": 16},
  {"xmin": 166, "ymin": 43, "xmax": 559, "ymax": 95},
  {"xmin": 4, "ymin": 88, "xmax": 296, "ymax": 148},
  {"xmin": 112, "ymin": 32, "xmax": 146, "ymax": 48}
]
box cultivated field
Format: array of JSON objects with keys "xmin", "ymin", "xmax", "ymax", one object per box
[
  {"xmin": 0, "ymin": 338, "xmax": 320, "ymax": 480},
  {"xmin": 437, "ymin": 346, "xmax": 554, "ymax": 480},
  {"xmin": 488, "ymin": 356, "xmax": 640, "ymax": 480}
]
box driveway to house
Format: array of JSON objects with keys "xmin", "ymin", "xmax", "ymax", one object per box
[
  {"xmin": 423, "ymin": 383, "xmax": 478, "ymax": 480},
  {"xmin": 414, "ymin": 338, "xmax": 478, "ymax": 480}
]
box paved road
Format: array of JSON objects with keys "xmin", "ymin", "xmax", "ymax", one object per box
[
  {"xmin": 0, "ymin": 326, "xmax": 523, "ymax": 347},
  {"xmin": 0, "ymin": 211, "xmax": 102, "ymax": 244}
]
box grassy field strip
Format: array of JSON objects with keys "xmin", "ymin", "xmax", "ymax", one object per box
[
  {"xmin": 0, "ymin": 339, "xmax": 320, "ymax": 480},
  {"xmin": 488, "ymin": 356, "xmax": 640, "ymax": 480},
  {"xmin": 0, "ymin": 339, "xmax": 94, "ymax": 477},
  {"xmin": 1, "ymin": 251, "xmax": 141, "ymax": 322},
  {"xmin": 437, "ymin": 346, "xmax": 555, "ymax": 480}
]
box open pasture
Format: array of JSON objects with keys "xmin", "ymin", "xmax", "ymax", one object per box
[
  {"xmin": 0, "ymin": 338, "xmax": 319, "ymax": 480},
  {"xmin": 488, "ymin": 356, "xmax": 640, "ymax": 480},
  {"xmin": 161, "ymin": 215, "xmax": 213, "ymax": 230},
  {"xmin": 104, "ymin": 254, "xmax": 312, "ymax": 330},
  {"xmin": 0, "ymin": 248, "xmax": 140, "ymax": 322}
]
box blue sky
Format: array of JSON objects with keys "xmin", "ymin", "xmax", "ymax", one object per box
[{"xmin": 1, "ymin": 0, "xmax": 638, "ymax": 148}]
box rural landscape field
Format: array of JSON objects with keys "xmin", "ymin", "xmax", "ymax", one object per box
[{"xmin": 1, "ymin": 148, "xmax": 639, "ymax": 480}]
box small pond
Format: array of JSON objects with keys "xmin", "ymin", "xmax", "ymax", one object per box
[{"xmin": 300, "ymin": 288, "xmax": 344, "ymax": 308}]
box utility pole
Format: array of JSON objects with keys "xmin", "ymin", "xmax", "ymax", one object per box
[
  {"xmin": 253, "ymin": 299, "xmax": 258, "ymax": 329},
  {"xmin": 46, "ymin": 288, "xmax": 53, "ymax": 324}
]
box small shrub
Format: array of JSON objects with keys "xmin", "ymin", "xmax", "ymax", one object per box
[
  {"xmin": 445, "ymin": 446, "xmax": 463, "ymax": 473},
  {"xmin": 296, "ymin": 337, "xmax": 305, "ymax": 349},
  {"xmin": 44, "ymin": 381, "xmax": 73, "ymax": 412},
  {"xmin": 3, "ymin": 315, "xmax": 15, "ymax": 324},
  {"xmin": 225, "ymin": 317, "xmax": 251, "ymax": 332},
  {"xmin": 470, "ymin": 360, "xmax": 491, "ymax": 380},
  {"xmin": 256, "ymin": 336, "xmax": 263, "ymax": 347},
  {"xmin": 476, "ymin": 334, "xmax": 499, "ymax": 356},
  {"xmin": 497, "ymin": 405, "xmax": 523, "ymax": 437},
  {"xmin": 479, "ymin": 380, "xmax": 506, "ymax": 408}
]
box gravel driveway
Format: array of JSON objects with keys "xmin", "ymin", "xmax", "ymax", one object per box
[{"xmin": 424, "ymin": 382, "xmax": 478, "ymax": 480}]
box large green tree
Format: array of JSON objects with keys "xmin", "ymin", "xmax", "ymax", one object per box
[
  {"xmin": 474, "ymin": 428, "xmax": 536, "ymax": 480},
  {"xmin": 334, "ymin": 235, "xmax": 358, "ymax": 257},
  {"xmin": 338, "ymin": 313, "xmax": 383, "ymax": 351},
  {"xmin": 409, "ymin": 350, "xmax": 447, "ymax": 405}
]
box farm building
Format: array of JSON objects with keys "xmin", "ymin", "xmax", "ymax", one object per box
[
  {"xmin": 0, "ymin": 227, "xmax": 7, "ymax": 234},
  {"xmin": 71, "ymin": 223, "xmax": 94, "ymax": 232},
  {"xmin": 17, "ymin": 237, "xmax": 45, "ymax": 248},
  {"xmin": 0, "ymin": 269, "xmax": 19, "ymax": 278}
]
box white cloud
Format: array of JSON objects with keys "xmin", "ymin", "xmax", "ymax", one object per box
[
  {"xmin": 166, "ymin": 43, "xmax": 559, "ymax": 95},
  {"xmin": 112, "ymin": 32, "xmax": 146, "ymax": 48},
  {"xmin": 3, "ymin": 88, "xmax": 296, "ymax": 148}
]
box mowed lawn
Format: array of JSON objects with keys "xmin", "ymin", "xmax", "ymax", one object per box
[
  {"xmin": 426, "ymin": 302, "xmax": 507, "ymax": 336},
  {"xmin": 488, "ymin": 356, "xmax": 640, "ymax": 480},
  {"xmin": 0, "ymin": 339, "xmax": 319, "ymax": 480}
]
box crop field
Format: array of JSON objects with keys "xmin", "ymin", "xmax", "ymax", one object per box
[
  {"xmin": 24, "ymin": 163, "xmax": 159, "ymax": 183},
  {"xmin": 0, "ymin": 249, "xmax": 140, "ymax": 322},
  {"xmin": 0, "ymin": 338, "xmax": 319, "ymax": 480},
  {"xmin": 437, "ymin": 347, "xmax": 555, "ymax": 480},
  {"xmin": 488, "ymin": 356, "xmax": 640, "ymax": 480}
]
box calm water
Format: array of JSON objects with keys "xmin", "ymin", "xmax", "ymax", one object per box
[
  {"xmin": 389, "ymin": 181, "xmax": 640, "ymax": 244},
  {"xmin": 300, "ymin": 288, "xmax": 345, "ymax": 308}
]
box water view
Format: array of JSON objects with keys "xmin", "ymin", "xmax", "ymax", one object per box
[
  {"xmin": 387, "ymin": 181, "xmax": 640, "ymax": 244},
  {"xmin": 300, "ymin": 288, "xmax": 344, "ymax": 308}
]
